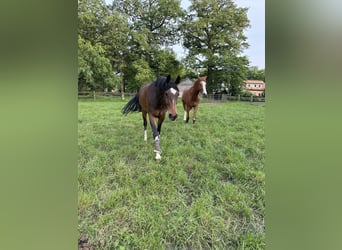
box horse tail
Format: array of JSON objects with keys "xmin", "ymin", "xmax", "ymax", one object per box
[{"xmin": 121, "ymin": 93, "xmax": 142, "ymax": 115}]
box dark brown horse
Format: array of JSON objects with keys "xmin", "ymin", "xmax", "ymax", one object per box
[
  {"xmin": 181, "ymin": 76, "xmax": 207, "ymax": 123},
  {"xmin": 122, "ymin": 75, "xmax": 180, "ymax": 160}
]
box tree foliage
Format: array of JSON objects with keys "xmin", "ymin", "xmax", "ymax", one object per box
[
  {"xmin": 78, "ymin": 0, "xmax": 256, "ymax": 94},
  {"xmin": 181, "ymin": 0, "xmax": 250, "ymax": 93},
  {"xmin": 78, "ymin": 35, "xmax": 119, "ymax": 91},
  {"xmin": 113, "ymin": 0, "xmax": 184, "ymax": 47},
  {"xmin": 78, "ymin": 0, "xmax": 185, "ymax": 92},
  {"xmin": 247, "ymin": 66, "xmax": 265, "ymax": 82}
]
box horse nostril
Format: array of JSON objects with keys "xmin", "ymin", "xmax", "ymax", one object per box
[{"xmin": 169, "ymin": 114, "xmax": 177, "ymax": 121}]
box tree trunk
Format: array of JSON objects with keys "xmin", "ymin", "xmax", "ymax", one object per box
[
  {"xmin": 207, "ymin": 65, "xmax": 213, "ymax": 91},
  {"xmin": 120, "ymin": 71, "xmax": 125, "ymax": 100}
]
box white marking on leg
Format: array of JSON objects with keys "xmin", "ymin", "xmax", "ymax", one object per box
[
  {"xmin": 183, "ymin": 111, "xmax": 187, "ymax": 121},
  {"xmin": 144, "ymin": 130, "xmax": 147, "ymax": 141},
  {"xmin": 155, "ymin": 152, "xmax": 161, "ymax": 160}
]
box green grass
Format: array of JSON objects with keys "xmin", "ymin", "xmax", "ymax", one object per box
[{"xmin": 78, "ymin": 97, "xmax": 265, "ymax": 249}]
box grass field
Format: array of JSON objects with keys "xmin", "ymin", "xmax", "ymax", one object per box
[{"xmin": 78, "ymin": 97, "xmax": 265, "ymax": 249}]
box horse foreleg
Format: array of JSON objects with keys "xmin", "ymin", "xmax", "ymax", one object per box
[
  {"xmin": 142, "ymin": 111, "xmax": 148, "ymax": 141},
  {"xmin": 193, "ymin": 105, "xmax": 199, "ymax": 124},
  {"xmin": 148, "ymin": 113, "xmax": 161, "ymax": 160},
  {"xmin": 184, "ymin": 107, "xmax": 190, "ymax": 123},
  {"xmin": 157, "ymin": 113, "xmax": 165, "ymax": 135}
]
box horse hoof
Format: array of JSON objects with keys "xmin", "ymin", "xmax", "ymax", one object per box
[{"xmin": 155, "ymin": 153, "xmax": 161, "ymax": 160}]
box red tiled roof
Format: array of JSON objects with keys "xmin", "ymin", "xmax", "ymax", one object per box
[{"xmin": 245, "ymin": 80, "xmax": 265, "ymax": 84}]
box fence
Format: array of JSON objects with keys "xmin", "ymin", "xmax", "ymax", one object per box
[{"xmin": 78, "ymin": 91, "xmax": 265, "ymax": 103}]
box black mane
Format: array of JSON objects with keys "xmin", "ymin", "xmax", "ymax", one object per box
[{"xmin": 153, "ymin": 76, "xmax": 179, "ymax": 92}]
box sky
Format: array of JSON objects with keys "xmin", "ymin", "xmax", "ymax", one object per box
[{"xmin": 173, "ymin": 0, "xmax": 265, "ymax": 69}]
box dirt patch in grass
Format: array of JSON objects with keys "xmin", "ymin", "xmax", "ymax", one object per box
[{"xmin": 78, "ymin": 236, "xmax": 93, "ymax": 250}]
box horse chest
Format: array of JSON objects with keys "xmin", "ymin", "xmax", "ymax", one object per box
[{"xmin": 191, "ymin": 96, "xmax": 200, "ymax": 105}]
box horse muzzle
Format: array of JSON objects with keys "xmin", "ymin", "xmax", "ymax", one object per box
[{"xmin": 169, "ymin": 113, "xmax": 178, "ymax": 121}]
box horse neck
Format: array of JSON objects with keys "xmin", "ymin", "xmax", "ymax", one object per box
[
  {"xmin": 155, "ymin": 87, "xmax": 169, "ymax": 109},
  {"xmin": 190, "ymin": 82, "xmax": 201, "ymax": 98}
]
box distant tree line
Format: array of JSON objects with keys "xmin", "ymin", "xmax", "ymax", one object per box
[{"xmin": 78, "ymin": 0, "xmax": 264, "ymax": 96}]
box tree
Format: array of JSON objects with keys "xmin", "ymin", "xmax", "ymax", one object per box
[
  {"xmin": 246, "ymin": 66, "xmax": 265, "ymax": 82},
  {"xmin": 112, "ymin": 0, "xmax": 184, "ymax": 69},
  {"xmin": 78, "ymin": 0, "xmax": 131, "ymax": 94},
  {"xmin": 212, "ymin": 55, "xmax": 249, "ymax": 95},
  {"xmin": 78, "ymin": 35, "xmax": 119, "ymax": 91},
  {"xmin": 181, "ymin": 0, "xmax": 250, "ymax": 91},
  {"xmin": 150, "ymin": 49, "xmax": 186, "ymax": 78},
  {"xmin": 123, "ymin": 59, "xmax": 155, "ymax": 92},
  {"xmin": 78, "ymin": 0, "xmax": 110, "ymax": 43},
  {"xmin": 112, "ymin": 0, "xmax": 184, "ymax": 47},
  {"xmin": 78, "ymin": 0, "xmax": 186, "ymax": 94}
]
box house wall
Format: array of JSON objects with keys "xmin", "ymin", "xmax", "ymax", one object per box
[
  {"xmin": 178, "ymin": 78, "xmax": 193, "ymax": 97},
  {"xmin": 244, "ymin": 80, "xmax": 265, "ymax": 96}
]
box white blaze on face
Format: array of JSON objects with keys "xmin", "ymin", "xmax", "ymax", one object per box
[
  {"xmin": 168, "ymin": 88, "xmax": 178, "ymax": 113},
  {"xmin": 200, "ymin": 81, "xmax": 207, "ymax": 95},
  {"xmin": 170, "ymin": 88, "xmax": 177, "ymax": 95}
]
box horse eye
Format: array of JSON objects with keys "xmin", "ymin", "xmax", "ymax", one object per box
[{"xmin": 165, "ymin": 92, "xmax": 168, "ymax": 96}]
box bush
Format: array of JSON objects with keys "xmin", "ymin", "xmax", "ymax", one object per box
[{"xmin": 240, "ymin": 91, "xmax": 254, "ymax": 97}]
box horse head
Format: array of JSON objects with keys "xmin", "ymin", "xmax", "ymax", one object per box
[
  {"xmin": 164, "ymin": 75, "xmax": 180, "ymax": 121},
  {"xmin": 198, "ymin": 76, "xmax": 208, "ymax": 96}
]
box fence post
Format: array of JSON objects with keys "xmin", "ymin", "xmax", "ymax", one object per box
[
  {"xmin": 93, "ymin": 91, "xmax": 96, "ymax": 100},
  {"xmin": 238, "ymin": 95, "xmax": 240, "ymax": 101},
  {"xmin": 250, "ymin": 95, "xmax": 253, "ymax": 102}
]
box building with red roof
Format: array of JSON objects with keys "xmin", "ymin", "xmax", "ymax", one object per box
[{"xmin": 244, "ymin": 80, "xmax": 265, "ymax": 96}]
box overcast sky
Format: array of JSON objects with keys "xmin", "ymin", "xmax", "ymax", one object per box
[{"xmin": 173, "ymin": 0, "xmax": 265, "ymax": 69}]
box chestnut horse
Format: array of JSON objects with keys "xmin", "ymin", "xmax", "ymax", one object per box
[
  {"xmin": 181, "ymin": 76, "xmax": 207, "ymax": 123},
  {"xmin": 122, "ymin": 75, "xmax": 180, "ymax": 160}
]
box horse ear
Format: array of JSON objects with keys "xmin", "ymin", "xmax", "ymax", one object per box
[
  {"xmin": 166, "ymin": 75, "xmax": 171, "ymax": 83},
  {"xmin": 175, "ymin": 75, "xmax": 181, "ymax": 85}
]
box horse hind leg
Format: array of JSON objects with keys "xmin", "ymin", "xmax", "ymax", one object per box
[{"xmin": 142, "ymin": 111, "xmax": 147, "ymax": 141}]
